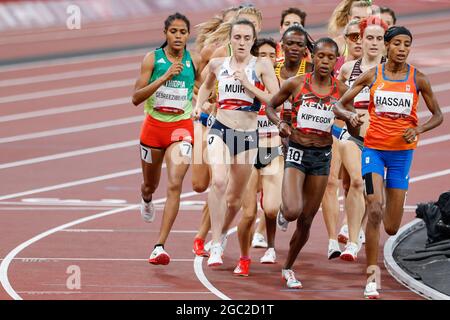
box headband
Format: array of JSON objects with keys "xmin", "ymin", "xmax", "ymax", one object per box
[{"xmin": 384, "ymin": 26, "xmax": 413, "ymax": 43}]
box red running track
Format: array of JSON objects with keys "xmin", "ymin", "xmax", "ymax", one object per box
[{"xmin": 0, "ymin": 1, "xmax": 450, "ymax": 300}]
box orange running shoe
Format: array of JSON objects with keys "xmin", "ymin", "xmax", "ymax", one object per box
[
  {"xmin": 193, "ymin": 238, "xmax": 209, "ymax": 257},
  {"xmin": 233, "ymin": 258, "xmax": 251, "ymax": 277}
]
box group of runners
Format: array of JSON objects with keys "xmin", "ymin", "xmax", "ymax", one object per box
[{"xmin": 131, "ymin": 0, "xmax": 443, "ymax": 299}]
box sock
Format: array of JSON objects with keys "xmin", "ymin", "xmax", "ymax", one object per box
[
  {"xmin": 154, "ymin": 244, "xmax": 164, "ymax": 249},
  {"xmin": 240, "ymin": 256, "xmax": 250, "ymax": 261}
]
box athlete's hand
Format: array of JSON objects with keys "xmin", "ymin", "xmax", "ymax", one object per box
[
  {"xmin": 163, "ymin": 62, "xmax": 184, "ymax": 81},
  {"xmin": 192, "ymin": 106, "xmax": 202, "ymax": 120},
  {"xmin": 278, "ymin": 121, "xmax": 292, "ymax": 138},
  {"xmin": 233, "ymin": 70, "xmax": 250, "ymax": 88},
  {"xmin": 348, "ymin": 112, "xmax": 365, "ymax": 127},
  {"xmin": 403, "ymin": 127, "xmax": 419, "ymax": 144}
]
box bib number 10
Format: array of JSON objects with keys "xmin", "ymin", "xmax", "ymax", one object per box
[{"xmin": 286, "ymin": 147, "xmax": 304, "ymax": 165}]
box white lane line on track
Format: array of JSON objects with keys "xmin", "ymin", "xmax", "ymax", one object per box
[
  {"xmin": 0, "ymin": 63, "xmax": 138, "ymax": 87},
  {"xmin": 12, "ymin": 257, "xmax": 194, "ymax": 262},
  {"xmin": 0, "ymin": 168, "xmax": 141, "ymax": 201},
  {"xmin": 0, "ymin": 78, "xmax": 133, "ymax": 104},
  {"xmin": 0, "ymin": 190, "xmax": 201, "ymax": 300},
  {"xmin": 0, "ymin": 140, "xmax": 139, "ymax": 169},
  {"xmin": 16, "ymin": 291, "xmax": 213, "ymax": 295},
  {"xmin": 0, "ymin": 116, "xmax": 142, "ymax": 144},
  {"xmin": 0, "ymin": 97, "xmax": 130, "ymax": 123}
]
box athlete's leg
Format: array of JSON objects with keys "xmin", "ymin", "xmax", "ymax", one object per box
[
  {"xmin": 281, "ymin": 167, "xmax": 306, "ymax": 222},
  {"xmin": 238, "ymin": 168, "xmax": 260, "ymax": 258},
  {"xmin": 156, "ymin": 141, "xmax": 191, "ymax": 245},
  {"xmin": 141, "ymin": 148, "xmax": 165, "ymax": 202},
  {"xmin": 192, "ymin": 122, "xmax": 211, "ymax": 192},
  {"xmin": 261, "ymin": 155, "xmax": 284, "ymax": 249},
  {"xmin": 340, "ymin": 141, "xmax": 365, "ymax": 245},
  {"xmin": 321, "ymin": 137, "xmax": 342, "ymax": 241},
  {"xmin": 283, "ymin": 174, "xmax": 329, "ymax": 269}
]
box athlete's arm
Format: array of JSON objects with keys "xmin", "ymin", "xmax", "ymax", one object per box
[
  {"xmin": 132, "ymin": 52, "xmax": 183, "ymax": 106},
  {"xmin": 336, "ymin": 80, "xmax": 360, "ymax": 137},
  {"xmin": 194, "ymin": 59, "xmax": 218, "ymax": 119},
  {"xmin": 333, "ymin": 68, "xmax": 375, "ymax": 127},
  {"xmin": 265, "ymin": 76, "xmax": 302, "ymax": 138},
  {"xmin": 403, "ymin": 70, "xmax": 444, "ymax": 142}
]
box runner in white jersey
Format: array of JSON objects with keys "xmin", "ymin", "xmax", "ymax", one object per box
[{"xmin": 194, "ymin": 19, "xmax": 279, "ymax": 268}]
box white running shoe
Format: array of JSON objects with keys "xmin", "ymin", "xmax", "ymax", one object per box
[
  {"xmin": 364, "ymin": 281, "xmax": 380, "ymax": 299},
  {"xmin": 252, "ymin": 232, "xmax": 268, "ymax": 248},
  {"xmin": 148, "ymin": 246, "xmax": 170, "ymax": 265},
  {"xmin": 338, "ymin": 224, "xmax": 349, "ymax": 244},
  {"xmin": 281, "ymin": 269, "xmax": 303, "ymax": 289},
  {"xmin": 140, "ymin": 199, "xmax": 155, "ymax": 223},
  {"xmin": 359, "ymin": 228, "xmax": 366, "ymax": 245},
  {"xmin": 327, "ymin": 239, "xmax": 341, "ymax": 260},
  {"xmin": 260, "ymin": 248, "xmax": 276, "ymax": 264},
  {"xmin": 340, "ymin": 242, "xmax": 359, "ymax": 262},
  {"xmin": 220, "ymin": 233, "xmax": 228, "ymax": 252},
  {"xmin": 207, "ymin": 243, "xmax": 223, "ymax": 267},
  {"xmin": 276, "ymin": 210, "xmax": 289, "ymax": 232}
]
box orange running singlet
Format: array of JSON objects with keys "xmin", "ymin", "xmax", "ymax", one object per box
[{"xmin": 365, "ymin": 63, "xmax": 419, "ymax": 150}]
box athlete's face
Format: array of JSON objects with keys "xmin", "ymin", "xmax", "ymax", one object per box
[
  {"xmin": 280, "ymin": 13, "xmax": 303, "ymax": 35},
  {"xmin": 386, "ymin": 35, "xmax": 412, "ymax": 64},
  {"xmin": 282, "ymin": 32, "xmax": 306, "ymax": 63},
  {"xmin": 348, "ymin": 5, "xmax": 371, "ymax": 21},
  {"xmin": 313, "ymin": 43, "xmax": 337, "ymax": 77},
  {"xmin": 257, "ymin": 44, "xmax": 276, "ymax": 66},
  {"xmin": 345, "ymin": 24, "xmax": 362, "ymax": 58},
  {"xmin": 381, "ymin": 12, "xmax": 395, "ymax": 27},
  {"xmin": 230, "ymin": 24, "xmax": 255, "ymax": 58},
  {"xmin": 165, "ymin": 19, "xmax": 189, "ymax": 51},
  {"xmin": 363, "ymin": 25, "xmax": 385, "ymax": 58},
  {"xmin": 238, "ymin": 13, "xmax": 261, "ymax": 34}
]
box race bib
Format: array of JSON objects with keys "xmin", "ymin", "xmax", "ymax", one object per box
[
  {"xmin": 218, "ymin": 76, "xmax": 254, "ymax": 105},
  {"xmin": 179, "ymin": 141, "xmax": 192, "ymax": 158},
  {"xmin": 354, "ymin": 86, "xmax": 370, "ymax": 108},
  {"xmin": 297, "ymin": 105, "xmax": 334, "ymax": 133},
  {"xmin": 257, "ymin": 112, "xmax": 280, "ymax": 134},
  {"xmin": 286, "ymin": 146, "xmax": 304, "ymax": 165},
  {"xmin": 374, "ymin": 90, "xmax": 413, "ymax": 117},
  {"xmin": 140, "ymin": 145, "xmax": 152, "ymax": 163},
  {"xmin": 154, "ymin": 85, "xmax": 188, "ymax": 114},
  {"xmin": 207, "ymin": 114, "xmax": 216, "ymax": 128}
]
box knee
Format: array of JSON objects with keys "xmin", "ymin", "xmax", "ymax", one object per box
[
  {"xmin": 167, "ymin": 180, "xmax": 183, "ymax": 195},
  {"xmin": 384, "ymin": 225, "xmax": 399, "ymax": 236},
  {"xmin": 367, "ymin": 200, "xmax": 383, "ymax": 226},
  {"xmin": 283, "ymin": 205, "xmax": 302, "ymax": 222},
  {"xmin": 192, "ymin": 181, "xmax": 208, "ymax": 193},
  {"xmin": 263, "ymin": 204, "xmax": 279, "ymax": 220},
  {"xmin": 350, "ymin": 177, "xmax": 364, "ymax": 192},
  {"xmin": 227, "ymin": 196, "xmax": 243, "ymax": 214},
  {"xmin": 325, "ymin": 176, "xmax": 339, "ymax": 193},
  {"xmin": 211, "ymin": 176, "xmax": 227, "ymax": 194}
]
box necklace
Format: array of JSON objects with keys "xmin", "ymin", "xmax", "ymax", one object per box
[{"xmin": 165, "ymin": 48, "xmax": 183, "ymax": 61}]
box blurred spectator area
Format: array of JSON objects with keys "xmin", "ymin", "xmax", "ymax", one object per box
[{"xmin": 1, "ymin": 0, "xmax": 450, "ymax": 62}]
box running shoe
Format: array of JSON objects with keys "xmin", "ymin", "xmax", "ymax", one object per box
[
  {"xmin": 359, "ymin": 228, "xmax": 366, "ymax": 245},
  {"xmin": 148, "ymin": 246, "xmax": 170, "ymax": 265},
  {"xmin": 252, "ymin": 232, "xmax": 268, "ymax": 248},
  {"xmin": 327, "ymin": 239, "xmax": 341, "ymax": 260},
  {"xmin": 281, "ymin": 269, "xmax": 303, "ymax": 289},
  {"xmin": 340, "ymin": 242, "xmax": 359, "ymax": 262},
  {"xmin": 364, "ymin": 281, "xmax": 380, "ymax": 299},
  {"xmin": 338, "ymin": 224, "xmax": 349, "ymax": 244},
  {"xmin": 140, "ymin": 198, "xmax": 155, "ymax": 223},
  {"xmin": 233, "ymin": 258, "xmax": 251, "ymax": 277},
  {"xmin": 276, "ymin": 210, "xmax": 289, "ymax": 232},
  {"xmin": 260, "ymin": 248, "xmax": 276, "ymax": 264},
  {"xmin": 207, "ymin": 243, "xmax": 223, "ymax": 267},
  {"xmin": 220, "ymin": 233, "xmax": 228, "ymax": 252},
  {"xmin": 193, "ymin": 238, "xmax": 209, "ymax": 257}
]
